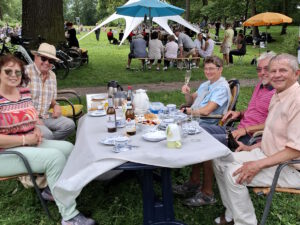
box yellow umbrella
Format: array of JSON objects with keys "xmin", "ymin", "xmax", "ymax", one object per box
[{"xmin": 243, "ymin": 12, "xmax": 292, "ymax": 26}]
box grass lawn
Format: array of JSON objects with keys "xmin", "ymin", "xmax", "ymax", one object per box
[
  {"xmin": 57, "ymin": 25, "xmax": 299, "ymax": 90},
  {"xmin": 0, "ymin": 87, "xmax": 300, "ymax": 225}
]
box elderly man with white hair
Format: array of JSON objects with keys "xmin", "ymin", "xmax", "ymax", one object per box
[
  {"xmin": 126, "ymin": 33, "xmax": 147, "ymax": 70},
  {"xmin": 213, "ymin": 53, "xmax": 300, "ymax": 225}
]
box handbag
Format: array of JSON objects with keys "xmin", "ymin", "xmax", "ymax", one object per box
[{"xmin": 226, "ymin": 130, "xmax": 239, "ymax": 151}]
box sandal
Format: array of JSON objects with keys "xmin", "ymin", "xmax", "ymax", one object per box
[
  {"xmin": 183, "ymin": 190, "xmax": 216, "ymax": 206},
  {"xmin": 214, "ymin": 214, "xmax": 234, "ymax": 225},
  {"xmin": 172, "ymin": 181, "xmax": 200, "ymax": 197}
]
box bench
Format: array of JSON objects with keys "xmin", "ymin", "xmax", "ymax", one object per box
[{"xmin": 132, "ymin": 57, "xmax": 201, "ymax": 71}]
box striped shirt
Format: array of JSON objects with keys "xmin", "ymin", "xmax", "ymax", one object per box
[
  {"xmin": 0, "ymin": 87, "xmax": 37, "ymax": 136},
  {"xmin": 238, "ymin": 81, "xmax": 275, "ymax": 129},
  {"xmin": 26, "ymin": 63, "xmax": 57, "ymax": 119}
]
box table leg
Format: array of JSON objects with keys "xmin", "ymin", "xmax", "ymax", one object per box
[{"xmin": 141, "ymin": 168, "xmax": 187, "ymax": 225}]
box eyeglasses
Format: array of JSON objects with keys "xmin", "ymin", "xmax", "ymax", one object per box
[
  {"xmin": 204, "ymin": 67, "xmax": 220, "ymax": 72},
  {"xmin": 40, "ymin": 56, "xmax": 55, "ymax": 64},
  {"xmin": 2, "ymin": 69, "xmax": 22, "ymax": 77},
  {"xmin": 256, "ymin": 66, "xmax": 269, "ymax": 72}
]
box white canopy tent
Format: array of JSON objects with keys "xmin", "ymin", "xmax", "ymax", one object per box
[{"xmin": 79, "ymin": 0, "xmax": 199, "ymax": 45}]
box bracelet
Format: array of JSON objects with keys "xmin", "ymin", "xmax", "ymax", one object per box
[{"xmin": 22, "ymin": 135, "xmax": 26, "ymax": 146}]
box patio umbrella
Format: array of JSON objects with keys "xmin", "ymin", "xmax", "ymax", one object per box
[
  {"xmin": 243, "ymin": 12, "xmax": 292, "ymax": 26},
  {"xmin": 116, "ymin": 0, "xmax": 184, "ymax": 18},
  {"xmin": 243, "ymin": 12, "xmax": 292, "ymax": 50}
]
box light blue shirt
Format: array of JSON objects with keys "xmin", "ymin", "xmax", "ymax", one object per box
[{"xmin": 194, "ymin": 77, "xmax": 230, "ymax": 125}]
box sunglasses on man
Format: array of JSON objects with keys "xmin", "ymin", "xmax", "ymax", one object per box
[
  {"xmin": 40, "ymin": 55, "xmax": 56, "ymax": 64},
  {"xmin": 2, "ymin": 69, "xmax": 23, "ymax": 77}
]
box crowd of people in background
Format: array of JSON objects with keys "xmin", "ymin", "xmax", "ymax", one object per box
[{"xmin": 0, "ymin": 24, "xmax": 22, "ymax": 39}]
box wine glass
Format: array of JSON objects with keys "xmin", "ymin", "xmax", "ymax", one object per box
[
  {"xmin": 252, "ymin": 39, "xmax": 256, "ymax": 48},
  {"xmin": 184, "ymin": 70, "xmax": 191, "ymax": 86}
]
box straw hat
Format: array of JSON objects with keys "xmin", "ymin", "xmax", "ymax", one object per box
[{"xmin": 31, "ymin": 43, "xmax": 59, "ymax": 61}]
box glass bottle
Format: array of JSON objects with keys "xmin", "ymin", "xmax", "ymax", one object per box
[
  {"xmin": 127, "ymin": 86, "xmax": 133, "ymax": 103},
  {"xmin": 107, "ymin": 97, "xmax": 117, "ymax": 133},
  {"xmin": 125, "ymin": 101, "xmax": 136, "ymax": 135}
]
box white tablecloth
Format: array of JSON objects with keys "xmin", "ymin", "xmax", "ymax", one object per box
[{"xmin": 53, "ymin": 115, "xmax": 232, "ymax": 205}]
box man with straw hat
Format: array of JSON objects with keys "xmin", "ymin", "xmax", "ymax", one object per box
[{"xmin": 26, "ymin": 43, "xmax": 75, "ymax": 140}]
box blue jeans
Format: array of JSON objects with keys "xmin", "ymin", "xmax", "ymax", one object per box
[{"xmin": 201, "ymin": 124, "xmax": 251, "ymax": 146}]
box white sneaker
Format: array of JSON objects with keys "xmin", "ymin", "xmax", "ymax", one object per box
[
  {"xmin": 156, "ymin": 67, "xmax": 160, "ymax": 71},
  {"xmin": 163, "ymin": 67, "xmax": 168, "ymax": 71}
]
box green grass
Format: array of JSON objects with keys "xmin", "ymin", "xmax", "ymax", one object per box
[
  {"xmin": 58, "ymin": 25, "xmax": 299, "ymax": 89},
  {"xmin": 1, "ymin": 87, "xmax": 299, "ymax": 225}
]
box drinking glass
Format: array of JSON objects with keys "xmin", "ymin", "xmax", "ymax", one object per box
[{"xmin": 184, "ymin": 70, "xmax": 191, "ymax": 86}]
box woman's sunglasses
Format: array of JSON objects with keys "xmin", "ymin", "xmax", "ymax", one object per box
[
  {"xmin": 2, "ymin": 69, "xmax": 23, "ymax": 77},
  {"xmin": 40, "ymin": 56, "xmax": 56, "ymax": 64}
]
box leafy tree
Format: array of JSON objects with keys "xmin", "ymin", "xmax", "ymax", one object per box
[{"xmin": 0, "ymin": 0, "xmax": 21, "ymax": 24}]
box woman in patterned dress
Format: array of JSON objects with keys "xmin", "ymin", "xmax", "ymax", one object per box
[{"xmin": 0, "ymin": 55, "xmax": 95, "ymax": 225}]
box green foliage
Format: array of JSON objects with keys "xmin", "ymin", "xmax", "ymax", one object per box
[
  {"xmin": 0, "ymin": 0, "xmax": 21, "ymax": 23},
  {"xmin": 281, "ymin": 30, "xmax": 299, "ymax": 55}
]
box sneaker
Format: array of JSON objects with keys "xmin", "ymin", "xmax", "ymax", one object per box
[
  {"xmin": 163, "ymin": 66, "xmax": 168, "ymax": 71},
  {"xmin": 126, "ymin": 65, "xmax": 130, "ymax": 70},
  {"xmin": 173, "ymin": 181, "xmax": 200, "ymax": 197},
  {"xmin": 156, "ymin": 67, "xmax": 160, "ymax": 71},
  {"xmin": 183, "ymin": 190, "xmax": 217, "ymax": 206},
  {"xmin": 148, "ymin": 66, "xmax": 152, "ymax": 70},
  {"xmin": 41, "ymin": 186, "xmax": 55, "ymax": 202},
  {"xmin": 61, "ymin": 213, "xmax": 96, "ymax": 225}
]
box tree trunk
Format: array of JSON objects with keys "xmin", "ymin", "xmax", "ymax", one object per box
[
  {"xmin": 202, "ymin": 0, "xmax": 208, "ymax": 25},
  {"xmin": 250, "ymin": 0, "xmax": 259, "ymax": 38},
  {"xmin": 243, "ymin": 0, "xmax": 249, "ymax": 35},
  {"xmin": 22, "ymin": 0, "xmax": 65, "ymax": 49},
  {"xmin": 0, "ymin": 6, "xmax": 2, "ymax": 20},
  {"xmin": 185, "ymin": 0, "xmax": 190, "ymax": 21},
  {"xmin": 280, "ymin": 0, "xmax": 288, "ymax": 35}
]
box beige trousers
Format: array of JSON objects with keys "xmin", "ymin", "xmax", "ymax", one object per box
[{"xmin": 213, "ymin": 148, "xmax": 300, "ymax": 225}]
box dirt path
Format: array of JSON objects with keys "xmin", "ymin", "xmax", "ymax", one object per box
[{"xmin": 70, "ymin": 78, "xmax": 258, "ymax": 96}]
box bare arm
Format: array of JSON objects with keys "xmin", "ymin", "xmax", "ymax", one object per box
[
  {"xmin": 186, "ymin": 101, "xmax": 219, "ymax": 116},
  {"xmin": 181, "ymin": 85, "xmax": 197, "ymax": 105},
  {"xmin": 203, "ymin": 41, "xmax": 209, "ymax": 51},
  {"xmin": 232, "ymin": 123, "xmax": 265, "ymax": 140},
  {"xmin": 0, "ymin": 127, "xmax": 41, "ymax": 148},
  {"xmin": 233, "ymin": 147, "xmax": 300, "ymax": 184}
]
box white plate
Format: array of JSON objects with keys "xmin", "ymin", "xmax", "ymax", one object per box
[
  {"xmin": 142, "ymin": 131, "xmax": 166, "ymax": 142},
  {"xmin": 100, "ymin": 135, "xmax": 129, "ymax": 146},
  {"xmin": 91, "ymin": 94, "xmax": 106, "ymax": 100},
  {"xmin": 88, "ymin": 110, "xmax": 106, "ymax": 117}
]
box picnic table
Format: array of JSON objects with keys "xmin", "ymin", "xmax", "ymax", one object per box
[{"xmin": 53, "ymin": 94, "xmax": 232, "ymax": 224}]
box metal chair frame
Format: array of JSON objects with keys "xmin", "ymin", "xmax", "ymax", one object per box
[
  {"xmin": 56, "ymin": 89, "xmax": 84, "ymax": 128},
  {"xmin": 260, "ymin": 160, "xmax": 300, "ymax": 225},
  {"xmin": 0, "ymin": 151, "xmax": 52, "ymax": 220}
]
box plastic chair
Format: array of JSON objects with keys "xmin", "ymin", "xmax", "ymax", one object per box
[
  {"xmin": 0, "ymin": 151, "xmax": 52, "ymax": 219},
  {"xmin": 49, "ymin": 89, "xmax": 84, "ymax": 128}
]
